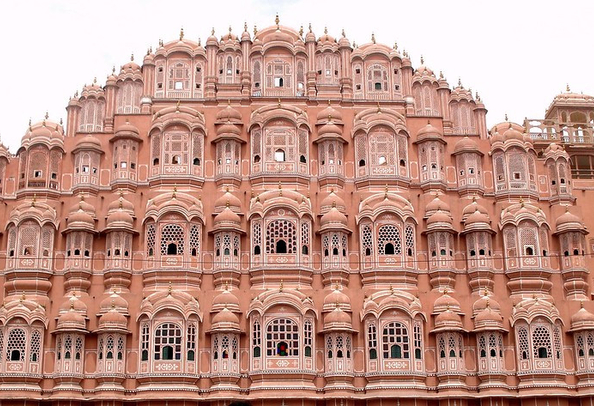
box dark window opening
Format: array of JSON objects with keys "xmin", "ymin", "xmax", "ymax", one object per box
[
  {"xmin": 254, "ymin": 245, "xmax": 261, "ymax": 255},
  {"xmin": 167, "ymin": 243, "xmax": 178, "ymax": 255},
  {"xmin": 276, "ymin": 240, "xmax": 287, "ymax": 254},
  {"xmin": 384, "ymin": 243, "xmax": 395, "ymax": 255}
]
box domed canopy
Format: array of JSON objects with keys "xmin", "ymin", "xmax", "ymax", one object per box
[
  {"xmin": 65, "ymin": 198, "xmax": 96, "ymax": 232},
  {"xmin": 323, "ymin": 286, "xmax": 352, "ymax": 312},
  {"xmin": 425, "ymin": 195, "xmax": 450, "ymax": 216},
  {"xmin": 316, "ymin": 103, "xmax": 343, "ymax": 124},
  {"xmin": 473, "ymin": 306, "xmax": 505, "ymax": 332},
  {"xmin": 213, "ymin": 206, "xmax": 242, "ymax": 231},
  {"xmin": 106, "ymin": 208, "xmax": 134, "ymax": 230},
  {"xmin": 98, "ymin": 308, "xmax": 128, "ymax": 332},
  {"xmin": 320, "ymin": 190, "xmax": 346, "ymax": 214},
  {"xmin": 415, "ymin": 122, "xmax": 445, "ymax": 143},
  {"xmin": 555, "ymin": 207, "xmax": 587, "ymax": 234},
  {"xmin": 56, "ymin": 308, "xmax": 87, "ymax": 332},
  {"xmin": 432, "ymin": 309, "xmax": 465, "ymax": 333},
  {"xmin": 73, "ymin": 134, "xmax": 103, "ymax": 153},
  {"xmin": 20, "ymin": 116, "xmax": 65, "ymax": 151},
  {"xmin": 214, "ymin": 189, "xmax": 242, "ymax": 214},
  {"xmin": 212, "ymin": 288, "xmax": 241, "ymax": 313},
  {"xmin": 210, "ymin": 307, "xmax": 240, "ymax": 332},
  {"xmin": 433, "ymin": 292, "xmax": 462, "ymax": 315},
  {"xmin": 216, "ymin": 103, "xmax": 242, "ymax": 124},
  {"xmin": 322, "ymin": 306, "xmax": 354, "ymax": 332},
  {"xmin": 113, "ymin": 121, "xmax": 142, "ymax": 142},
  {"xmin": 570, "ymin": 305, "xmax": 594, "ymax": 332},
  {"xmin": 107, "ymin": 193, "xmax": 135, "ymax": 216},
  {"xmin": 453, "ymin": 136, "xmax": 482, "ymax": 155},
  {"xmin": 319, "ymin": 206, "xmax": 350, "ymax": 233}
]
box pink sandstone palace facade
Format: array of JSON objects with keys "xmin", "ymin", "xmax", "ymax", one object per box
[{"xmin": 2, "ymin": 20, "xmax": 594, "ymax": 406}]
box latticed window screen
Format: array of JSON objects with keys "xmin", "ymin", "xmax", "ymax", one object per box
[
  {"xmin": 369, "ymin": 133, "xmax": 395, "ymax": 166},
  {"xmin": 154, "ymin": 323, "xmax": 182, "ymax": 361},
  {"xmin": 30, "ymin": 330, "xmax": 41, "ymax": 362},
  {"xmin": 252, "ymin": 221, "xmax": 262, "ymax": 254},
  {"xmin": 378, "ymin": 224, "xmax": 402, "ymax": 255},
  {"xmin": 190, "ymin": 224, "xmax": 200, "ymax": 256},
  {"xmin": 160, "ymin": 224, "xmax": 184, "ymax": 255},
  {"xmin": 382, "ymin": 322, "xmax": 409, "ymax": 359},
  {"xmin": 532, "ymin": 325, "xmax": 552, "ymax": 359},
  {"xmin": 368, "ymin": 323, "xmax": 377, "ymax": 359},
  {"xmin": 405, "ymin": 225, "xmax": 415, "ymax": 254},
  {"xmin": 413, "ymin": 323, "xmax": 422, "ymax": 359},
  {"xmin": 304, "ymin": 320, "xmax": 313, "ymax": 356},
  {"xmin": 517, "ymin": 325, "xmax": 530, "ymax": 359},
  {"xmin": 146, "ymin": 223, "xmax": 156, "ymax": 256},
  {"xmin": 362, "ymin": 224, "xmax": 373, "ymax": 256},
  {"xmin": 6, "ymin": 329, "xmax": 26, "ymax": 361},
  {"xmin": 140, "ymin": 323, "xmax": 149, "ymax": 360},
  {"xmin": 266, "ymin": 220, "xmax": 296, "ymax": 254},
  {"xmin": 266, "ymin": 319, "xmax": 299, "ymax": 356},
  {"xmin": 367, "ymin": 64, "xmax": 388, "ymax": 92},
  {"xmin": 301, "ymin": 221, "xmax": 310, "ymax": 254},
  {"xmin": 187, "ymin": 323, "xmax": 196, "ymax": 360},
  {"xmin": 252, "ymin": 320, "xmax": 261, "ymax": 355}
]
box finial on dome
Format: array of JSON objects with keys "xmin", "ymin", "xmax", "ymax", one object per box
[
  {"xmin": 159, "ymin": 39, "xmax": 163, "ymax": 47},
  {"xmin": 168, "ymin": 281, "xmax": 172, "ymax": 295},
  {"xmin": 299, "ymin": 25, "xmax": 303, "ymax": 37},
  {"xmin": 342, "ymin": 29, "xmax": 346, "ymax": 38},
  {"xmin": 279, "ymin": 280, "xmax": 283, "ymax": 292},
  {"xmin": 384, "ymin": 184, "xmax": 389, "ymax": 199},
  {"xmin": 519, "ymin": 196, "xmax": 525, "ymax": 207},
  {"xmin": 504, "ymin": 113, "xmax": 508, "ymax": 121},
  {"xmin": 324, "ymin": 26, "xmax": 328, "ymax": 35},
  {"xmin": 308, "ymin": 23, "xmax": 312, "ymax": 33},
  {"xmin": 371, "ymin": 32, "xmax": 376, "ymax": 44},
  {"xmin": 277, "ymin": 98, "xmax": 281, "ymax": 108},
  {"xmin": 483, "ymin": 287, "xmax": 489, "ymax": 297},
  {"xmin": 390, "ymin": 285, "xmax": 394, "ymax": 295},
  {"xmin": 581, "ymin": 300, "xmax": 585, "ymax": 309},
  {"xmin": 253, "ymin": 24, "xmax": 258, "ymax": 36},
  {"xmin": 565, "ymin": 205, "xmax": 570, "ymax": 213},
  {"xmin": 112, "ymin": 65, "xmax": 116, "ymax": 74},
  {"xmin": 439, "ymin": 71, "xmax": 444, "ymax": 79},
  {"xmin": 31, "ymin": 194, "xmax": 36, "ymax": 207},
  {"xmin": 130, "ymin": 53, "xmax": 134, "ymax": 62},
  {"xmin": 420, "ymin": 55, "xmax": 424, "ymax": 64},
  {"xmin": 228, "ymin": 25, "xmax": 232, "ymax": 34},
  {"xmin": 332, "ymin": 200, "xmax": 336, "ymax": 208},
  {"xmin": 180, "ymin": 27, "xmax": 184, "ymax": 40},
  {"xmin": 458, "ymin": 77, "xmax": 462, "ymax": 87},
  {"xmin": 28, "ymin": 117, "xmax": 32, "ymax": 128},
  {"xmin": 566, "ymin": 83, "xmax": 571, "ymax": 92},
  {"xmin": 20, "ymin": 293, "xmax": 25, "ymax": 302},
  {"xmin": 393, "ymin": 41, "xmax": 398, "ymax": 50},
  {"xmin": 225, "ymin": 199, "xmax": 230, "ymax": 208},
  {"xmin": 275, "ymin": 13, "xmax": 280, "ymax": 28},
  {"xmin": 172, "ymin": 185, "xmax": 177, "ymax": 199},
  {"xmin": 176, "ymin": 99, "xmax": 181, "ymax": 112},
  {"xmin": 443, "ymin": 287, "xmax": 449, "ymax": 295},
  {"xmin": 45, "ymin": 111, "xmax": 49, "ymax": 120},
  {"xmin": 377, "ymin": 102, "xmax": 381, "ymax": 113}
]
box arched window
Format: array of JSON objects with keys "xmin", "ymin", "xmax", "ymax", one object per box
[
  {"xmin": 160, "ymin": 224, "xmax": 184, "ymax": 256},
  {"xmin": 266, "ymin": 220, "xmax": 296, "ymax": 254},
  {"xmin": 382, "ymin": 322, "xmax": 409, "ymax": 359},
  {"xmin": 266, "ymin": 319, "xmax": 299, "ymax": 357},
  {"xmin": 154, "ymin": 323, "xmax": 182, "ymax": 361}
]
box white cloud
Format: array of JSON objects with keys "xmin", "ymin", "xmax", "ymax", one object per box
[{"xmin": 0, "ymin": 0, "xmax": 591, "ymax": 150}]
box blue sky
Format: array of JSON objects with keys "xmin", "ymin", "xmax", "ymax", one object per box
[{"xmin": 0, "ymin": 0, "xmax": 592, "ymax": 150}]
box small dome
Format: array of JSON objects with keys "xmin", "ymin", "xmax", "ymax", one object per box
[
  {"xmin": 324, "ymin": 307, "xmax": 352, "ymax": 328},
  {"xmin": 465, "ymin": 209, "xmax": 491, "ymax": 227},
  {"xmin": 214, "ymin": 206, "xmax": 241, "ymax": 226},
  {"xmin": 74, "ymin": 134, "xmax": 102, "ymax": 151},
  {"xmin": 426, "ymin": 195, "xmax": 450, "ymax": 215},
  {"xmin": 433, "ymin": 292, "xmax": 461, "ymax": 314},
  {"xmin": 59, "ymin": 296, "xmax": 87, "ymax": 313},
  {"xmin": 317, "ymin": 103, "xmax": 343, "ymax": 123},
  {"xmin": 454, "ymin": 136, "xmax": 479, "ymax": 154},
  {"xmin": 100, "ymin": 293, "xmax": 129, "ymax": 313},
  {"xmin": 474, "ymin": 306, "xmax": 504, "ymax": 329},
  {"xmin": 571, "ymin": 306, "xmax": 594, "ymax": 331},
  {"xmin": 318, "ymin": 122, "xmax": 343, "ymax": 137},
  {"xmin": 320, "ymin": 190, "xmax": 346, "ymax": 214},
  {"xmin": 216, "ymin": 103, "xmax": 242, "ymax": 123},
  {"xmin": 212, "ymin": 288, "xmax": 240, "ymax": 313},
  {"xmin": 98, "ymin": 308, "xmax": 128, "ymax": 330},
  {"xmin": 211, "ymin": 307, "xmax": 240, "ymax": 331},
  {"xmin": 107, "ymin": 194, "xmax": 135, "ymax": 215},
  {"xmin": 473, "ymin": 293, "xmax": 501, "ymax": 314},
  {"xmin": 416, "ymin": 122, "xmax": 442, "ymax": 141},
  {"xmin": 214, "ymin": 190, "xmax": 242, "ymax": 213},
  {"xmin": 320, "ymin": 206, "xmax": 348, "ymax": 227},
  {"xmin": 216, "ymin": 123, "xmax": 241, "ymax": 137},
  {"xmin": 555, "ymin": 208, "xmax": 584, "ymax": 230},
  {"xmin": 427, "ymin": 209, "xmax": 453, "ymax": 226},
  {"xmin": 323, "ymin": 286, "xmax": 351, "ymax": 312},
  {"xmin": 57, "ymin": 309, "xmax": 86, "ymax": 331},
  {"xmin": 115, "ymin": 121, "xmax": 140, "ymax": 135},
  {"xmin": 502, "ymin": 125, "xmax": 524, "ymax": 142},
  {"xmin": 434, "ymin": 309, "xmax": 463, "ymax": 331},
  {"xmin": 67, "ymin": 208, "xmax": 95, "ymax": 228},
  {"xmin": 106, "ymin": 209, "xmax": 134, "ymax": 228},
  {"xmin": 462, "ymin": 198, "xmax": 488, "ymax": 218}
]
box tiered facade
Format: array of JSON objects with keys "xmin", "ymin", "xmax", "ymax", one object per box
[{"xmin": 2, "ymin": 20, "xmax": 594, "ymax": 406}]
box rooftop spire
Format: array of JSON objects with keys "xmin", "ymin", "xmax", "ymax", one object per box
[
  {"xmin": 371, "ymin": 32, "xmax": 376, "ymax": 44},
  {"xmin": 275, "ymin": 13, "xmax": 280, "ymax": 28},
  {"xmin": 179, "ymin": 27, "xmax": 184, "ymax": 40}
]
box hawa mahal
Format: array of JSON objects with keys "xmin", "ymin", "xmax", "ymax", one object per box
[{"xmin": 1, "ymin": 19, "xmax": 594, "ymax": 406}]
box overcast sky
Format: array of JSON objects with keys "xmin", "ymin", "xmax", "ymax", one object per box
[{"xmin": 0, "ymin": 0, "xmax": 591, "ymax": 151}]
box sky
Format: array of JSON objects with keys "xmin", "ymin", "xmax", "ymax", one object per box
[{"xmin": 0, "ymin": 0, "xmax": 592, "ymax": 152}]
